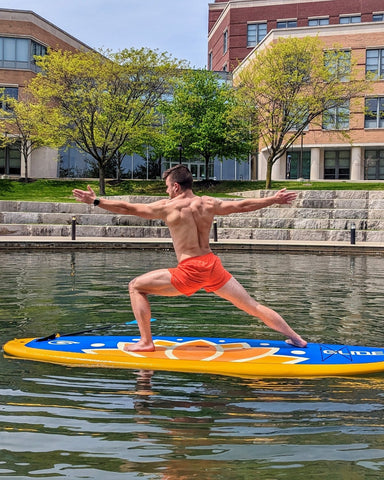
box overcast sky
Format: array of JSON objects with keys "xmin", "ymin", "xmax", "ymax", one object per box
[{"xmin": 2, "ymin": 0, "xmax": 209, "ymax": 68}]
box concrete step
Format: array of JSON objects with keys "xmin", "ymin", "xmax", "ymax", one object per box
[
  {"xmin": 0, "ymin": 211, "xmax": 166, "ymax": 227},
  {"xmin": 2, "ymin": 212, "xmax": 384, "ymax": 232},
  {"xmin": 0, "ymin": 223, "xmax": 171, "ymax": 238}
]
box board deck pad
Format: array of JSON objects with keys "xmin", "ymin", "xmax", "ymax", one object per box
[{"xmin": 3, "ymin": 335, "xmax": 384, "ymax": 378}]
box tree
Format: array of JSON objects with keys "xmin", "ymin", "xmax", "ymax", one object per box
[
  {"xmin": 0, "ymin": 90, "xmax": 55, "ymax": 181},
  {"xmin": 236, "ymin": 36, "xmax": 370, "ymax": 188},
  {"xmin": 159, "ymin": 69, "xmax": 252, "ymax": 179},
  {"xmin": 29, "ymin": 48, "xmax": 186, "ymax": 194}
]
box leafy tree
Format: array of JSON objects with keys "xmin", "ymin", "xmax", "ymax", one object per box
[
  {"xmin": 159, "ymin": 69, "xmax": 252, "ymax": 179},
  {"xmin": 236, "ymin": 36, "xmax": 370, "ymax": 188},
  {"xmin": 0, "ymin": 89, "xmax": 56, "ymax": 181},
  {"xmin": 29, "ymin": 48, "xmax": 186, "ymax": 194}
]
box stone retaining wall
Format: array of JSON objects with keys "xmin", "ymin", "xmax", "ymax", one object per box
[{"xmin": 0, "ymin": 190, "xmax": 383, "ymax": 242}]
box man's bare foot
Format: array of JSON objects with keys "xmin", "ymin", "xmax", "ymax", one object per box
[
  {"xmin": 286, "ymin": 337, "xmax": 308, "ymax": 348},
  {"xmin": 120, "ymin": 341, "xmax": 155, "ymax": 352}
]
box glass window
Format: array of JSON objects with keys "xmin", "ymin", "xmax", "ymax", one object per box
[
  {"xmin": 277, "ymin": 20, "xmax": 297, "ymax": 29},
  {"xmin": 286, "ymin": 150, "xmax": 311, "ymax": 179},
  {"xmin": 208, "ymin": 52, "xmax": 212, "ymax": 71},
  {"xmin": 0, "ymin": 37, "xmax": 46, "ymax": 70},
  {"xmin": 247, "ymin": 23, "xmax": 267, "ymax": 47},
  {"xmin": 340, "ymin": 15, "xmax": 361, "ymax": 24},
  {"xmin": 0, "ymin": 148, "xmax": 5, "ymax": 174},
  {"xmin": 308, "ymin": 18, "xmax": 329, "ymax": 26},
  {"xmin": 223, "ymin": 30, "xmax": 228, "ymax": 54},
  {"xmin": 365, "ymin": 150, "xmax": 384, "ymax": 179},
  {"xmin": 324, "ymin": 49, "xmax": 351, "ymax": 81},
  {"xmin": 0, "ymin": 141, "xmax": 21, "ymax": 175},
  {"xmin": 9, "ymin": 143, "xmax": 21, "ymax": 175},
  {"xmin": 323, "ymin": 102, "xmax": 350, "ymax": 130},
  {"xmin": 4, "ymin": 38, "xmax": 16, "ymax": 61},
  {"xmin": 366, "ymin": 49, "xmax": 384, "ymax": 78},
  {"xmin": 324, "ymin": 150, "xmax": 350, "ymax": 179},
  {"xmin": 373, "ymin": 14, "xmax": 384, "ymax": 21},
  {"xmin": 0, "ymin": 86, "xmax": 18, "ymax": 111},
  {"xmin": 364, "ymin": 97, "xmax": 384, "ymax": 128}
]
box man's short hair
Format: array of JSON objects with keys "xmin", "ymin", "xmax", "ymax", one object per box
[{"xmin": 162, "ymin": 164, "xmax": 193, "ymax": 191}]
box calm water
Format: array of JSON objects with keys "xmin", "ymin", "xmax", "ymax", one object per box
[{"xmin": 1, "ymin": 249, "xmax": 384, "ymax": 479}]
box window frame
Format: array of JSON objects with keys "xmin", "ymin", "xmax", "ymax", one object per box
[
  {"xmin": 308, "ymin": 17, "xmax": 329, "ymax": 26},
  {"xmin": 322, "ymin": 102, "xmax": 350, "ymax": 130},
  {"xmin": 339, "ymin": 15, "xmax": 361, "ymax": 24},
  {"xmin": 223, "ymin": 30, "xmax": 228, "ymax": 54},
  {"xmin": 324, "ymin": 150, "xmax": 351, "ymax": 179},
  {"xmin": 364, "ymin": 97, "xmax": 384, "ymax": 128},
  {"xmin": 277, "ymin": 19, "xmax": 297, "ymax": 29},
  {"xmin": 366, "ymin": 48, "xmax": 384, "ymax": 79},
  {"xmin": 247, "ymin": 22, "xmax": 267, "ymax": 47}
]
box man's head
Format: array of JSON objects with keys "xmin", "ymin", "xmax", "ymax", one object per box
[{"xmin": 163, "ymin": 165, "xmax": 193, "ymax": 198}]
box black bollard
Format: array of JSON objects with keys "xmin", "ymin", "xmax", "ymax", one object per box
[
  {"xmin": 213, "ymin": 220, "xmax": 218, "ymax": 242},
  {"xmin": 71, "ymin": 216, "xmax": 77, "ymax": 241},
  {"xmin": 350, "ymin": 222, "xmax": 356, "ymax": 245}
]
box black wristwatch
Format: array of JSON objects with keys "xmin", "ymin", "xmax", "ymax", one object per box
[{"xmin": 93, "ymin": 198, "xmax": 100, "ymax": 206}]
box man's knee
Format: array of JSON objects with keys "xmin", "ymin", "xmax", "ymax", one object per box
[{"xmin": 128, "ymin": 277, "xmax": 138, "ymax": 294}]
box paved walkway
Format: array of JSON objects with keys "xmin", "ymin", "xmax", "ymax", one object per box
[{"xmin": 1, "ymin": 235, "xmax": 383, "ymax": 255}]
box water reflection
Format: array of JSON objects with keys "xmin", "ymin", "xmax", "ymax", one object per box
[{"xmin": 1, "ymin": 250, "xmax": 384, "ymax": 479}]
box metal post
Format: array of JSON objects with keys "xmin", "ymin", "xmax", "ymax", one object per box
[
  {"xmin": 350, "ymin": 222, "xmax": 356, "ymax": 245},
  {"xmin": 71, "ymin": 216, "xmax": 77, "ymax": 241},
  {"xmin": 213, "ymin": 220, "xmax": 218, "ymax": 242}
]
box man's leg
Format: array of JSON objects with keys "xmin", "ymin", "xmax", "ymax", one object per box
[
  {"xmin": 127, "ymin": 268, "xmax": 181, "ymax": 352},
  {"xmin": 214, "ymin": 277, "xmax": 307, "ymax": 348}
]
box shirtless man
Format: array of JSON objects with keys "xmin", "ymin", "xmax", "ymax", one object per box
[{"xmin": 73, "ymin": 164, "xmax": 307, "ymax": 351}]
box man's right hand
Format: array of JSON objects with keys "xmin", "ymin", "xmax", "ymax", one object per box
[{"xmin": 72, "ymin": 185, "xmax": 97, "ymax": 204}]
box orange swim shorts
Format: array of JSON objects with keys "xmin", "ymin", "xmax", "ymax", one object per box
[{"xmin": 169, "ymin": 252, "xmax": 232, "ymax": 296}]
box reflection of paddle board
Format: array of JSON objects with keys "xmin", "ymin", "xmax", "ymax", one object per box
[{"xmin": 4, "ymin": 335, "xmax": 384, "ymax": 378}]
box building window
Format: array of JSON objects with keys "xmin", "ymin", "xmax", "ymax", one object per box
[
  {"xmin": 324, "ymin": 50, "xmax": 351, "ymax": 81},
  {"xmin": 0, "ymin": 141, "xmax": 21, "ymax": 175},
  {"xmin": 339, "ymin": 15, "xmax": 361, "ymax": 24},
  {"xmin": 373, "ymin": 14, "xmax": 384, "ymax": 21},
  {"xmin": 208, "ymin": 52, "xmax": 212, "ymax": 71},
  {"xmin": 308, "ymin": 18, "xmax": 329, "ymax": 26},
  {"xmin": 223, "ymin": 30, "xmax": 228, "ymax": 54},
  {"xmin": 0, "ymin": 86, "xmax": 18, "ymax": 111},
  {"xmin": 0, "ymin": 37, "xmax": 47, "ymax": 71},
  {"xmin": 365, "ymin": 150, "xmax": 384, "ymax": 179},
  {"xmin": 277, "ymin": 20, "xmax": 297, "ymax": 29},
  {"xmin": 365, "ymin": 97, "xmax": 384, "ymax": 128},
  {"xmin": 247, "ymin": 23, "xmax": 267, "ymax": 47},
  {"xmin": 286, "ymin": 150, "xmax": 311, "ymax": 179},
  {"xmin": 322, "ymin": 102, "xmax": 350, "ymax": 130},
  {"xmin": 366, "ymin": 49, "xmax": 384, "ymax": 79},
  {"xmin": 324, "ymin": 150, "xmax": 350, "ymax": 179}
]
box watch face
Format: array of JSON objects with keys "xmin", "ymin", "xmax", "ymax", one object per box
[{"xmin": 94, "ymin": 199, "xmax": 100, "ymax": 206}]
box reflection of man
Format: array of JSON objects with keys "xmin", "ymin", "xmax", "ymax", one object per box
[{"xmin": 73, "ymin": 164, "xmax": 307, "ymax": 352}]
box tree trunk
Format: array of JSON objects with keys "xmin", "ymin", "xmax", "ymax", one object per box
[
  {"xmin": 250, "ymin": 151, "xmax": 258, "ymax": 180},
  {"xmin": 205, "ymin": 156, "xmax": 210, "ymax": 180},
  {"xmin": 99, "ymin": 165, "xmax": 106, "ymax": 195},
  {"xmin": 22, "ymin": 142, "xmax": 29, "ymax": 182},
  {"xmin": 265, "ymin": 157, "xmax": 273, "ymax": 189}
]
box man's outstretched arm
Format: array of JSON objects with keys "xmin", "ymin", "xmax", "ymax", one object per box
[
  {"xmin": 213, "ymin": 188, "xmax": 297, "ymax": 216},
  {"xmin": 72, "ymin": 185, "xmax": 165, "ymax": 219}
]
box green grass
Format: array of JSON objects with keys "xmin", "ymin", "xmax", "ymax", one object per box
[{"xmin": 0, "ymin": 178, "xmax": 383, "ymax": 202}]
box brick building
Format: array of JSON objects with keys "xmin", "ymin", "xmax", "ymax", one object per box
[
  {"xmin": 208, "ymin": 0, "xmax": 384, "ymax": 181},
  {"xmin": 0, "ymin": 9, "xmax": 90, "ymax": 178}
]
